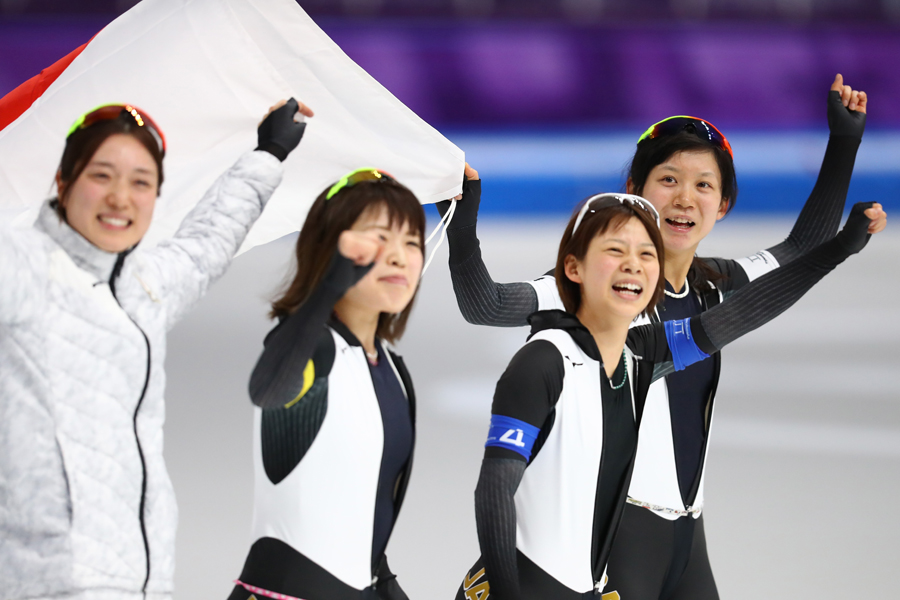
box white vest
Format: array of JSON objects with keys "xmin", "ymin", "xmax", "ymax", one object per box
[
  {"xmin": 514, "ymin": 328, "xmax": 637, "ymax": 594},
  {"xmin": 529, "ymin": 274, "xmax": 720, "ymax": 520},
  {"xmin": 250, "ymin": 330, "xmax": 408, "ymax": 591}
]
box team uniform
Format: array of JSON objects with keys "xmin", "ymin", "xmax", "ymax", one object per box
[
  {"xmin": 443, "ymin": 101, "xmax": 863, "ymax": 599},
  {"xmin": 526, "ymin": 258, "xmax": 760, "ymax": 599},
  {"xmin": 453, "ymin": 204, "xmax": 873, "ymax": 599},
  {"xmin": 228, "ymin": 254, "xmax": 414, "ymax": 600}
]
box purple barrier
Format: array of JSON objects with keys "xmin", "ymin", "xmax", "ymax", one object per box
[
  {"xmin": 324, "ymin": 21, "xmax": 900, "ymax": 128},
  {"xmin": 0, "ymin": 18, "xmax": 106, "ymax": 102},
  {"xmin": 1, "ymin": 19, "xmax": 899, "ymax": 128},
  {"xmin": 0, "ymin": 0, "xmax": 894, "ymax": 21}
]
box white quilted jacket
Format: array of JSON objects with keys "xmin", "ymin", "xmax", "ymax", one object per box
[{"xmin": 0, "ymin": 150, "xmax": 283, "ymax": 600}]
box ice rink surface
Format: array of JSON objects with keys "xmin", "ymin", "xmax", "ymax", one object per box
[{"xmin": 163, "ymin": 215, "xmax": 900, "ymax": 599}]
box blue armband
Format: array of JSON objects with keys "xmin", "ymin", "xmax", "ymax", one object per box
[
  {"xmin": 664, "ymin": 318, "xmax": 710, "ymax": 371},
  {"xmin": 485, "ymin": 414, "xmax": 541, "ymax": 460}
]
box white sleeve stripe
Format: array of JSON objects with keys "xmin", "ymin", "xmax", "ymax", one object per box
[
  {"xmin": 527, "ymin": 275, "xmax": 565, "ymax": 311},
  {"xmin": 734, "ymin": 249, "xmax": 780, "ymax": 282}
]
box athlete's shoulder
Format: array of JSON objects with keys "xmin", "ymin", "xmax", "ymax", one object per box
[
  {"xmin": 492, "ymin": 339, "xmax": 565, "ymax": 424},
  {"xmin": 510, "ymin": 337, "xmax": 565, "ymax": 373},
  {"xmin": 526, "ymin": 273, "xmax": 565, "ymax": 311}
]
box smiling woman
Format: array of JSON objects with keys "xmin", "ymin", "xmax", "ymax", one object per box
[
  {"xmin": 229, "ymin": 169, "xmax": 425, "ymax": 600},
  {"xmin": 0, "ymin": 99, "xmax": 310, "ymax": 599},
  {"xmin": 441, "ymin": 75, "xmax": 887, "ymax": 600},
  {"xmin": 455, "ymin": 194, "xmax": 879, "ymax": 600},
  {"xmin": 57, "ymin": 133, "xmax": 160, "ymax": 251}
]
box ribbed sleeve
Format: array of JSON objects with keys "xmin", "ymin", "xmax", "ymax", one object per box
[
  {"xmin": 767, "ymin": 135, "xmax": 861, "ymax": 264},
  {"xmin": 474, "ymin": 457, "xmax": 526, "ymax": 600},
  {"xmin": 448, "ymin": 232, "xmax": 538, "ymax": 327}
]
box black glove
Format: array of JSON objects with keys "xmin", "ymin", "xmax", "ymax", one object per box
[
  {"xmin": 835, "ymin": 201, "xmax": 874, "ymax": 255},
  {"xmin": 435, "ymin": 177, "xmax": 482, "ymax": 231},
  {"xmin": 827, "ymin": 90, "xmax": 866, "ymax": 139},
  {"xmin": 322, "ymin": 249, "xmax": 374, "ymax": 298},
  {"xmin": 257, "ymin": 97, "xmax": 307, "ymax": 161}
]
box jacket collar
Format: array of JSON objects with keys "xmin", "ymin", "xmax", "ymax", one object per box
[
  {"xmin": 328, "ymin": 315, "xmax": 364, "ymax": 347},
  {"xmin": 34, "ymin": 200, "xmax": 126, "ymax": 283},
  {"xmin": 527, "ymin": 309, "xmax": 603, "ymax": 363}
]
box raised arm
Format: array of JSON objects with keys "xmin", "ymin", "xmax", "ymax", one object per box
[
  {"xmin": 136, "ymin": 98, "xmax": 312, "ymax": 328},
  {"xmin": 696, "ymin": 202, "xmax": 877, "ymax": 352},
  {"xmin": 436, "ymin": 166, "xmax": 545, "ymax": 327},
  {"xmin": 764, "ymin": 75, "xmax": 876, "ymax": 265},
  {"xmin": 474, "ymin": 340, "xmax": 564, "ymax": 600},
  {"xmin": 633, "ymin": 202, "xmax": 881, "ymax": 379},
  {"xmin": 249, "ymin": 240, "xmax": 374, "ymax": 409}
]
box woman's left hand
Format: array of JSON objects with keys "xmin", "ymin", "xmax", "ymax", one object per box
[
  {"xmin": 864, "ymin": 202, "xmax": 887, "ymax": 234},
  {"xmin": 257, "ymin": 97, "xmax": 314, "ymax": 161},
  {"xmin": 827, "ymin": 74, "xmax": 867, "ymax": 139},
  {"xmin": 259, "ymin": 98, "xmax": 315, "ymax": 124}
]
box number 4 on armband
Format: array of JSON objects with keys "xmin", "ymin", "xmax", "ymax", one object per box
[{"xmin": 499, "ymin": 428, "xmax": 526, "ymax": 448}]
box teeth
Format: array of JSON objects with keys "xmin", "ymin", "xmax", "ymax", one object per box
[
  {"xmin": 614, "ymin": 283, "xmax": 642, "ymax": 293},
  {"xmin": 100, "ymin": 216, "xmax": 129, "ymax": 227},
  {"xmin": 667, "ymin": 217, "xmax": 694, "ymax": 226}
]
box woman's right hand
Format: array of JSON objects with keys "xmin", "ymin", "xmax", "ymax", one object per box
[
  {"xmin": 338, "ymin": 230, "xmax": 382, "ymax": 266},
  {"xmin": 828, "ymin": 74, "xmax": 866, "ymax": 138},
  {"xmin": 436, "ymin": 162, "xmax": 482, "ymax": 228},
  {"xmin": 257, "ymin": 97, "xmax": 314, "ymax": 161}
]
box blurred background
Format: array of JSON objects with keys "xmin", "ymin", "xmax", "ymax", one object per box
[{"xmin": 2, "ymin": 1, "xmax": 899, "ymax": 598}]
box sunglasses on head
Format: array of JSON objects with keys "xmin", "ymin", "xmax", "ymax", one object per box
[
  {"xmin": 326, "ymin": 168, "xmax": 397, "ymax": 200},
  {"xmin": 572, "ymin": 193, "xmax": 661, "ymax": 234},
  {"xmin": 637, "ymin": 115, "xmax": 732, "ymax": 159},
  {"xmin": 67, "ymin": 104, "xmax": 166, "ymax": 155}
]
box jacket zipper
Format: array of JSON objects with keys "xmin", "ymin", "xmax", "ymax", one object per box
[
  {"xmin": 591, "ymin": 356, "xmax": 640, "ymax": 589},
  {"xmin": 109, "ymin": 254, "xmax": 152, "ymax": 595}
]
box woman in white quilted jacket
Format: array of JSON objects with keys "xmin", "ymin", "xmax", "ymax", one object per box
[{"xmin": 0, "ymin": 98, "xmax": 312, "ymax": 600}]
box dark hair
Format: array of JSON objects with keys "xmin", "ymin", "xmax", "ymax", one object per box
[
  {"xmin": 628, "ymin": 130, "xmax": 737, "ymax": 214},
  {"xmin": 270, "ymin": 179, "xmax": 425, "ymax": 343},
  {"xmin": 627, "ymin": 130, "xmax": 738, "ymax": 290},
  {"xmin": 555, "ymin": 199, "xmax": 665, "ymax": 316},
  {"xmin": 55, "ymin": 115, "xmax": 165, "ymax": 220}
]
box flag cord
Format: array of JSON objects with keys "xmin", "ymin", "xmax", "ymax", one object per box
[{"xmin": 420, "ymin": 199, "xmax": 457, "ymax": 277}]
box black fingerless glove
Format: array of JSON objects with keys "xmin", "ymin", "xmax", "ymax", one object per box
[
  {"xmin": 436, "ymin": 178, "xmax": 482, "ymax": 231},
  {"xmin": 827, "ymin": 90, "xmax": 866, "ymax": 139},
  {"xmin": 834, "ymin": 201, "xmax": 874, "ymax": 255},
  {"xmin": 322, "ymin": 249, "xmax": 374, "ymax": 298},
  {"xmin": 257, "ymin": 97, "xmax": 307, "ymax": 161}
]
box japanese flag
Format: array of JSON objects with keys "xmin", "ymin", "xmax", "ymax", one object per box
[{"xmin": 0, "ymin": 0, "xmax": 464, "ymax": 253}]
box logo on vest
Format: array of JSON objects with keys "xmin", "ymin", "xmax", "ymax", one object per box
[{"xmin": 564, "ymin": 354, "xmax": 583, "ymax": 367}]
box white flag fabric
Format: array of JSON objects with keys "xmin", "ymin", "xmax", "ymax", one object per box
[{"xmin": 0, "ymin": 0, "xmax": 464, "ymax": 253}]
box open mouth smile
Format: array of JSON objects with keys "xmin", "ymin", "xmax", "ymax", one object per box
[
  {"xmin": 665, "ymin": 217, "xmax": 695, "ymax": 232},
  {"xmin": 612, "ymin": 282, "xmax": 643, "ymax": 299},
  {"xmin": 98, "ymin": 215, "xmax": 132, "ymax": 230}
]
